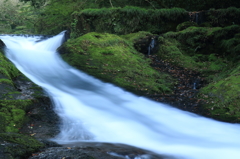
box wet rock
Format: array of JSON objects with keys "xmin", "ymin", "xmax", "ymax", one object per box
[
  {"xmin": 19, "ymin": 94, "xmax": 60, "ymax": 140},
  {"xmin": 0, "ymin": 39, "xmax": 5, "ymax": 50},
  {"xmin": 133, "ymin": 35, "xmax": 159, "ymax": 55},
  {"xmin": 188, "ymin": 11, "xmax": 206, "ymax": 25},
  {"xmin": 29, "ymin": 142, "xmax": 174, "ymax": 159}
]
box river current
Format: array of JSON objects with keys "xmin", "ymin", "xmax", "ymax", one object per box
[{"xmin": 1, "ymin": 32, "xmax": 240, "ymax": 159}]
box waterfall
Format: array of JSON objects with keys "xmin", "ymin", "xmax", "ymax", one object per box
[{"xmin": 1, "ymin": 32, "xmax": 240, "ymax": 159}]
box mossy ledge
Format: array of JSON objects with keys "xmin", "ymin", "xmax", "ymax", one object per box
[
  {"xmin": 72, "ymin": 7, "xmax": 188, "ymax": 36},
  {"xmin": 59, "ymin": 32, "xmax": 174, "ymax": 95}
]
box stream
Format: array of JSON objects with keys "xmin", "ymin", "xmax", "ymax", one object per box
[{"xmin": 1, "ymin": 32, "xmax": 240, "ymax": 159}]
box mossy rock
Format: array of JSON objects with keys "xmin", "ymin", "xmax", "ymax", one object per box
[
  {"xmin": 0, "ymin": 133, "xmax": 44, "ymax": 159},
  {"xmin": 59, "ymin": 32, "xmax": 174, "ymax": 95},
  {"xmin": 0, "ymin": 99, "xmax": 33, "ymax": 133},
  {"xmin": 199, "ymin": 65, "xmax": 240, "ymax": 122}
]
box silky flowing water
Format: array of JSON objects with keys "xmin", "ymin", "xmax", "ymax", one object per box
[{"xmin": 1, "ymin": 32, "xmax": 240, "ymax": 159}]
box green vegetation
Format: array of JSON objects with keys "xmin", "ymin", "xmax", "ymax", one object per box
[
  {"xmin": 176, "ymin": 21, "xmax": 198, "ymax": 31},
  {"xmin": 71, "ymin": 7, "xmax": 187, "ymax": 37},
  {"xmin": 0, "ymin": 0, "xmax": 38, "ymax": 34},
  {"xmin": 60, "ymin": 32, "xmax": 174, "ymax": 95},
  {"xmin": 120, "ymin": 31, "xmax": 155, "ymax": 43},
  {"xmin": 0, "ymin": 52, "xmax": 21, "ymax": 83}
]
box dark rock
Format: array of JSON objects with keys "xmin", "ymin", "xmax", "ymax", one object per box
[
  {"xmin": 0, "ymin": 133, "xmax": 44, "ymax": 159},
  {"xmin": 189, "ymin": 11, "xmax": 206, "ymax": 25},
  {"xmin": 133, "ymin": 35, "xmax": 159, "ymax": 55},
  {"xmin": 29, "ymin": 142, "xmax": 175, "ymax": 159},
  {"xmin": 19, "ymin": 95, "xmax": 60, "ymax": 140},
  {"xmin": 0, "ymin": 40, "xmax": 5, "ymax": 50}
]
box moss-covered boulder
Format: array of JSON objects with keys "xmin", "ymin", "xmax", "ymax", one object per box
[{"xmin": 59, "ymin": 32, "xmax": 174, "ymax": 95}]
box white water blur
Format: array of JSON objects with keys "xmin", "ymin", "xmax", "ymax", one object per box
[{"xmin": 1, "ymin": 32, "xmax": 240, "ymax": 159}]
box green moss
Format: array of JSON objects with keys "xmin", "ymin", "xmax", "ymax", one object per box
[
  {"xmin": 176, "ymin": 21, "xmax": 198, "ymax": 32},
  {"xmin": 0, "ymin": 133, "xmax": 44, "ymax": 158},
  {"xmin": 60, "ymin": 32, "xmax": 174, "ymax": 95},
  {"xmin": 0, "ymin": 53, "xmax": 21, "ymax": 78},
  {"xmin": 120, "ymin": 31, "xmax": 154, "ymax": 43},
  {"xmin": 71, "ymin": 7, "xmax": 187, "ymax": 36},
  {"xmin": 0, "ymin": 99, "xmax": 33, "ymax": 133},
  {"xmin": 199, "ymin": 67, "xmax": 240, "ymax": 122},
  {"xmin": 0, "ymin": 78, "xmax": 13, "ymax": 85}
]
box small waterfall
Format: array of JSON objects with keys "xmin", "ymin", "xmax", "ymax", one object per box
[
  {"xmin": 193, "ymin": 82, "xmax": 196, "ymax": 89},
  {"xmin": 1, "ymin": 32, "xmax": 240, "ymax": 159},
  {"xmin": 147, "ymin": 38, "xmax": 155, "ymax": 55}
]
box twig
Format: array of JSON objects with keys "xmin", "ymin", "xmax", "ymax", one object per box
[
  {"xmin": 109, "ymin": 0, "xmax": 113, "ymax": 8},
  {"xmin": 145, "ymin": 0, "xmax": 156, "ymax": 9}
]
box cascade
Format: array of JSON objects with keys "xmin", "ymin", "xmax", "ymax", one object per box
[{"xmin": 1, "ymin": 32, "xmax": 240, "ymax": 159}]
